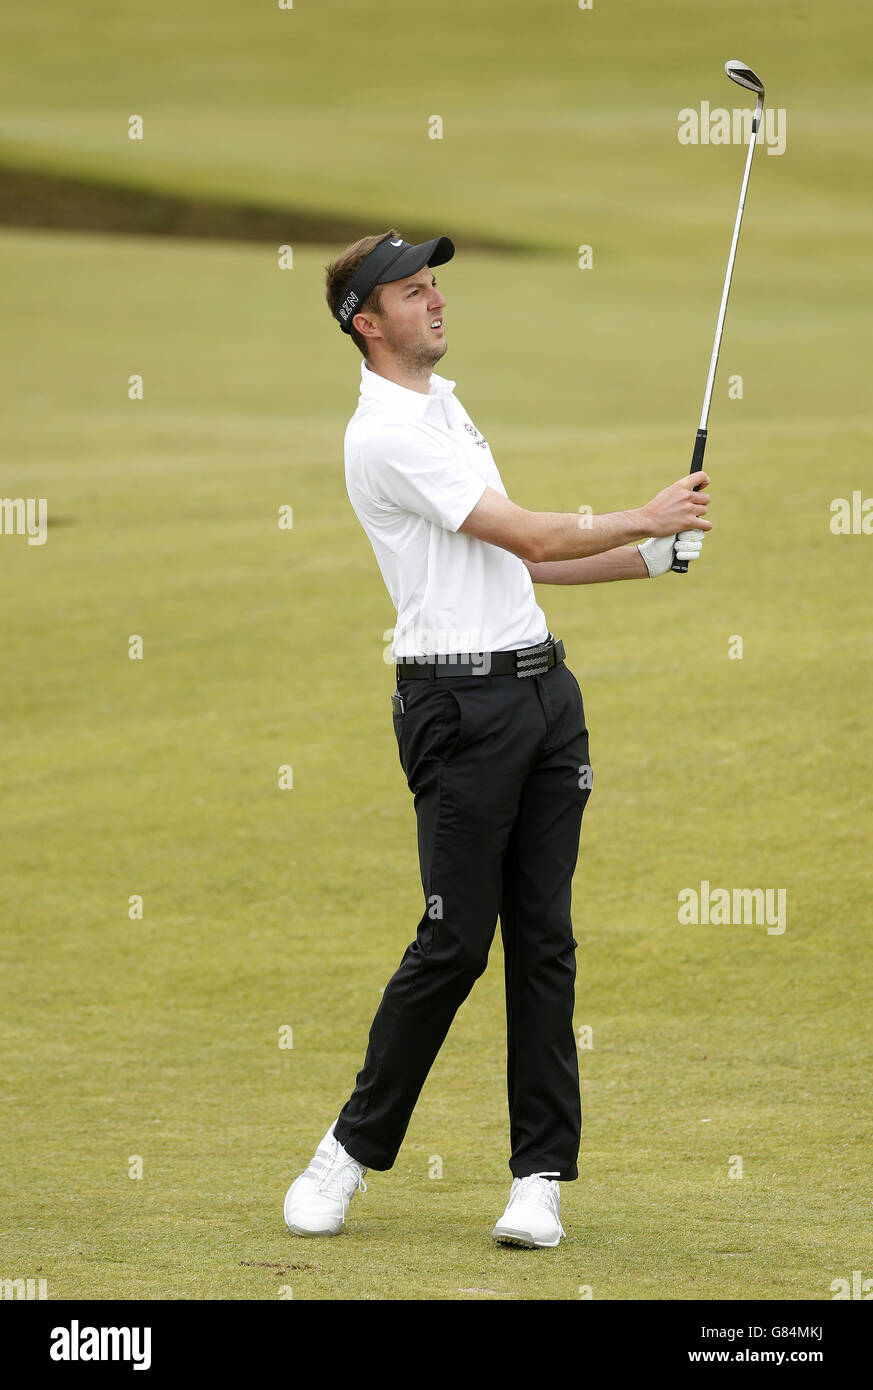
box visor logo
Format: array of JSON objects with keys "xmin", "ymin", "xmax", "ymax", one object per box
[{"xmin": 339, "ymin": 290, "xmax": 360, "ymax": 321}]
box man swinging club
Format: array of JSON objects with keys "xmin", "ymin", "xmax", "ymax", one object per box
[{"xmin": 283, "ymin": 230, "xmax": 711, "ymax": 1247}]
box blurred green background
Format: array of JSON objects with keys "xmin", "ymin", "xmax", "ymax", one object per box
[{"xmin": 1, "ymin": 0, "xmax": 871, "ymax": 1301}]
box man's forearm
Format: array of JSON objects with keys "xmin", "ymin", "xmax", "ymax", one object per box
[
  {"xmin": 524, "ymin": 544, "xmax": 649, "ymax": 585},
  {"xmin": 530, "ymin": 507, "xmax": 649, "ymax": 563}
]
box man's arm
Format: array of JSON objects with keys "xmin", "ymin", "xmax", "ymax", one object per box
[
  {"xmin": 457, "ymin": 472, "xmax": 711, "ymax": 566},
  {"xmin": 523, "ymin": 547, "xmax": 649, "ymax": 584}
]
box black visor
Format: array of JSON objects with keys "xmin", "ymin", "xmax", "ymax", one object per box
[{"xmin": 335, "ymin": 234, "xmax": 454, "ymax": 333}]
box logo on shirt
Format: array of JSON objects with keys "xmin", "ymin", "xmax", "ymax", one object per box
[
  {"xmin": 464, "ymin": 421, "xmax": 489, "ymax": 449},
  {"xmin": 389, "ymin": 238, "xmax": 403, "ymax": 246}
]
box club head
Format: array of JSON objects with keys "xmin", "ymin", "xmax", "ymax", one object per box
[{"xmin": 725, "ymin": 60, "xmax": 765, "ymax": 98}]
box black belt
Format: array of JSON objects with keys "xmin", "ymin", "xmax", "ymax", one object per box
[{"xmin": 396, "ymin": 635, "xmax": 565, "ymax": 680}]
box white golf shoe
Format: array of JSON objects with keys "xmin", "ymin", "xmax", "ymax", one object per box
[
  {"xmin": 491, "ymin": 1172, "xmax": 566, "ymax": 1247},
  {"xmin": 283, "ymin": 1122, "xmax": 368, "ymax": 1237}
]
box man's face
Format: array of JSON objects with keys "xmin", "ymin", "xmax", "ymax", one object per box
[{"xmin": 363, "ymin": 266, "xmax": 447, "ymax": 369}]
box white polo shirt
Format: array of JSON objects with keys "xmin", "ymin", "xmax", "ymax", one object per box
[{"xmin": 344, "ymin": 360, "xmax": 550, "ymax": 659}]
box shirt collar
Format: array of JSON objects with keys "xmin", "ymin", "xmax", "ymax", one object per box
[{"xmin": 359, "ymin": 359, "xmax": 456, "ymax": 421}]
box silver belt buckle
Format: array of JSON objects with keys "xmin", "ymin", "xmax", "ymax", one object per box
[{"xmin": 515, "ymin": 637, "xmax": 553, "ymax": 678}]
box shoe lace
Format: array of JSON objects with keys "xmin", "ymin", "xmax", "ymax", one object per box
[
  {"xmin": 311, "ymin": 1142, "xmax": 368, "ymax": 1203},
  {"xmin": 510, "ymin": 1173, "xmax": 566, "ymax": 1237}
]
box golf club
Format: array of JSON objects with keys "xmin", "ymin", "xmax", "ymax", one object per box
[{"xmin": 672, "ymin": 59, "xmax": 766, "ymax": 573}]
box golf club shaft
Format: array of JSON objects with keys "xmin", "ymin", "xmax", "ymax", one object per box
[{"xmin": 672, "ymin": 92, "xmax": 763, "ymax": 573}]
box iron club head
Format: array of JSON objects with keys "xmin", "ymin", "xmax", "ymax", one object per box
[{"xmin": 725, "ymin": 60, "xmax": 765, "ymax": 97}]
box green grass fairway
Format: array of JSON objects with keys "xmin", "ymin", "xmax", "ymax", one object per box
[
  {"xmin": 2, "ymin": 1, "xmax": 871, "ymax": 254},
  {"xmin": 1, "ymin": 226, "xmax": 870, "ymax": 1301},
  {"xmin": 1, "ymin": 0, "xmax": 872, "ymax": 1301}
]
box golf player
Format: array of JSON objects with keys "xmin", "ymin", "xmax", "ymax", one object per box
[{"xmin": 283, "ymin": 230, "xmax": 711, "ymax": 1246}]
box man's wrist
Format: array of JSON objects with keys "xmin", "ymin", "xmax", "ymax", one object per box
[
  {"xmin": 630, "ymin": 545, "xmax": 651, "ymax": 578},
  {"xmin": 621, "ymin": 507, "xmax": 651, "ymax": 545}
]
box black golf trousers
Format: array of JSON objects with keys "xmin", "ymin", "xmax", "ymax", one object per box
[{"xmin": 333, "ymin": 658, "xmax": 592, "ymax": 1181}]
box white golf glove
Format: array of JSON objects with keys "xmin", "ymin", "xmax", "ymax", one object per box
[{"xmin": 638, "ymin": 529, "xmax": 704, "ymax": 577}]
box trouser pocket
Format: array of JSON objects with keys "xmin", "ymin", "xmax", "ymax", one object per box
[{"xmin": 393, "ymin": 681, "xmax": 463, "ymax": 790}]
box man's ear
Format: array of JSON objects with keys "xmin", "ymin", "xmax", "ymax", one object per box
[{"xmin": 352, "ymin": 310, "xmax": 382, "ymax": 343}]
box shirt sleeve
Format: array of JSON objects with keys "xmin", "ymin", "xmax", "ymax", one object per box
[{"xmin": 360, "ymin": 422, "xmax": 487, "ymax": 533}]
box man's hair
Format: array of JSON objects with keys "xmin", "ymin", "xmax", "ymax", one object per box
[{"xmin": 325, "ymin": 229, "xmax": 400, "ymax": 358}]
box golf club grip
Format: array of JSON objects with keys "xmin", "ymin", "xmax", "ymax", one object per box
[{"xmin": 671, "ymin": 428, "xmax": 708, "ymax": 573}]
